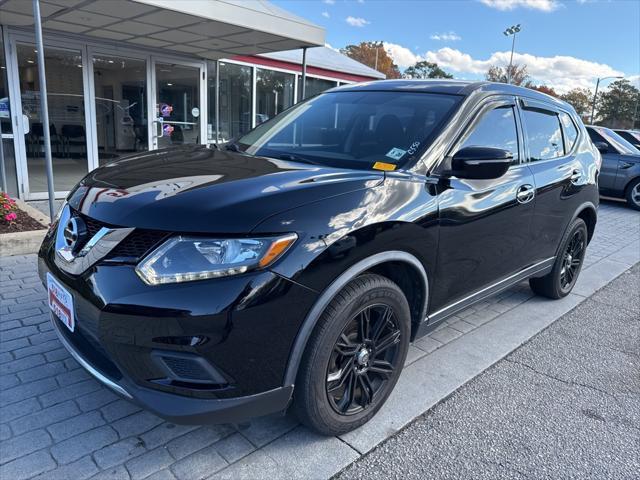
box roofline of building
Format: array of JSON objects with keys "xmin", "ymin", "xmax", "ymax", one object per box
[{"xmin": 230, "ymin": 55, "xmax": 382, "ymax": 83}]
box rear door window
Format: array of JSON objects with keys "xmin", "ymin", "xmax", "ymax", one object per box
[{"xmin": 522, "ymin": 109, "xmax": 564, "ymax": 161}]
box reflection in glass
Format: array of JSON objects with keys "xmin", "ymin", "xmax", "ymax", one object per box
[
  {"xmin": 299, "ymin": 76, "xmax": 338, "ymax": 99},
  {"xmin": 93, "ymin": 55, "xmax": 147, "ymax": 165},
  {"xmin": 207, "ymin": 60, "xmax": 217, "ymax": 143},
  {"xmin": 155, "ymin": 63, "xmax": 200, "ymax": 148},
  {"xmin": 256, "ymin": 68, "xmax": 294, "ymax": 126},
  {"xmin": 17, "ymin": 44, "xmax": 88, "ymax": 193},
  {"xmin": 218, "ymin": 62, "xmax": 252, "ymax": 142}
]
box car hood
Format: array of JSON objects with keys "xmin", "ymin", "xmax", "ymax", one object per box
[{"xmin": 68, "ymin": 145, "xmax": 383, "ymax": 233}]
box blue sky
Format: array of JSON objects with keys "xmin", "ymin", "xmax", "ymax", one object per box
[{"xmin": 272, "ymin": 0, "xmax": 640, "ymax": 93}]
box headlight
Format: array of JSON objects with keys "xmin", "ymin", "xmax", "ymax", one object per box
[{"xmin": 135, "ymin": 234, "xmax": 297, "ymax": 285}]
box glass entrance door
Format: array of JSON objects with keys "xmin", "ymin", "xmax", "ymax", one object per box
[
  {"xmin": 92, "ymin": 54, "xmax": 148, "ymax": 165},
  {"xmin": 153, "ymin": 61, "xmax": 202, "ymax": 149},
  {"xmin": 15, "ymin": 43, "xmax": 90, "ymax": 196}
]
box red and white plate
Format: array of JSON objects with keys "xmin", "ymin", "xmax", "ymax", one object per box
[{"xmin": 47, "ymin": 272, "xmax": 75, "ymax": 332}]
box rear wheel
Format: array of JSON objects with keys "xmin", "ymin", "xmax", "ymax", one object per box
[
  {"xmin": 529, "ymin": 217, "xmax": 587, "ymax": 299},
  {"xmin": 625, "ymin": 178, "xmax": 640, "ymax": 211},
  {"xmin": 293, "ymin": 274, "xmax": 410, "ymax": 436}
]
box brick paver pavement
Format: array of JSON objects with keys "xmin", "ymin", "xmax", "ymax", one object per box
[{"xmin": 0, "ymin": 200, "xmax": 638, "ymax": 480}]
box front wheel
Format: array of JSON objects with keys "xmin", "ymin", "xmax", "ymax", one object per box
[
  {"xmin": 293, "ymin": 274, "xmax": 411, "ymax": 436},
  {"xmin": 529, "ymin": 217, "xmax": 588, "ymax": 299}
]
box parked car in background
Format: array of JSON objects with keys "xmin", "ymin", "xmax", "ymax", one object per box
[
  {"xmin": 587, "ymin": 125, "xmax": 640, "ymax": 210},
  {"xmin": 39, "ymin": 81, "xmax": 600, "ymax": 436},
  {"xmin": 614, "ymin": 129, "xmax": 640, "ymax": 150}
]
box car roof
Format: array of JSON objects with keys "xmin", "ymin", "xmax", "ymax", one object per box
[{"xmin": 332, "ymin": 79, "xmax": 574, "ymax": 112}]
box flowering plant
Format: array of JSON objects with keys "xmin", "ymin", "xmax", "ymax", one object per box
[{"xmin": 1, "ymin": 191, "xmax": 18, "ymax": 225}]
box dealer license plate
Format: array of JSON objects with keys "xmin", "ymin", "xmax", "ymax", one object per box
[{"xmin": 47, "ymin": 272, "xmax": 75, "ymax": 332}]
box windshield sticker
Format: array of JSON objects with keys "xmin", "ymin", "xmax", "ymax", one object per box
[
  {"xmin": 407, "ymin": 141, "xmax": 421, "ymax": 155},
  {"xmin": 373, "ymin": 161, "xmax": 397, "ymax": 171},
  {"xmin": 385, "ymin": 148, "xmax": 406, "ymax": 161}
]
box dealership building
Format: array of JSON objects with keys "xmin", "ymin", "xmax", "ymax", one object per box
[{"xmin": 0, "ymin": 0, "xmax": 383, "ymax": 201}]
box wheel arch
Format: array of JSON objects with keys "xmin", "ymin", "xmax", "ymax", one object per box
[
  {"xmin": 574, "ymin": 202, "xmax": 598, "ymax": 243},
  {"xmin": 282, "ymin": 251, "xmax": 429, "ymax": 388}
]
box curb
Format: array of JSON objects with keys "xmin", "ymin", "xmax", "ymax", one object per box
[{"xmin": 0, "ymin": 199, "xmax": 50, "ymax": 256}]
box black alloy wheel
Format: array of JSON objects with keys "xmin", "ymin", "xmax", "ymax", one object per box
[
  {"xmin": 529, "ymin": 217, "xmax": 588, "ymax": 299},
  {"xmin": 326, "ymin": 303, "xmax": 402, "ymax": 415},
  {"xmin": 294, "ymin": 274, "xmax": 411, "ymax": 436},
  {"xmin": 559, "ymin": 228, "xmax": 586, "ymax": 292}
]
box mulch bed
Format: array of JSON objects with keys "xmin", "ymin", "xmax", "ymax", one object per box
[{"xmin": 0, "ymin": 208, "xmax": 47, "ymax": 234}]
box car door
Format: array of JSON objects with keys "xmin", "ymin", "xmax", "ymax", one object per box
[
  {"xmin": 520, "ymin": 101, "xmax": 587, "ymax": 264},
  {"xmin": 430, "ymin": 96, "xmax": 536, "ymax": 313},
  {"xmin": 587, "ymin": 127, "xmax": 619, "ymax": 193}
]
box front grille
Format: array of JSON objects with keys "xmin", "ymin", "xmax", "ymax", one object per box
[
  {"xmin": 72, "ymin": 209, "xmax": 168, "ymax": 262},
  {"xmin": 162, "ymin": 356, "xmax": 212, "ymax": 381}
]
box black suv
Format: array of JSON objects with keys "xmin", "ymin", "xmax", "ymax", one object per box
[{"xmin": 39, "ymin": 80, "xmax": 599, "ymax": 435}]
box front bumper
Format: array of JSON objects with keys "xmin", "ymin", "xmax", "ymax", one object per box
[
  {"xmin": 39, "ymin": 232, "xmax": 317, "ymax": 424},
  {"xmin": 51, "ymin": 312, "xmax": 293, "ymax": 423}
]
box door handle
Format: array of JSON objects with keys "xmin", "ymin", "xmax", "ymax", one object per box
[
  {"xmin": 570, "ymin": 169, "xmax": 582, "ymax": 184},
  {"xmin": 516, "ymin": 184, "xmax": 535, "ymax": 204}
]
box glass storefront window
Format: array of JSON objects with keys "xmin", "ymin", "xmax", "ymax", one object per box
[
  {"xmin": 256, "ymin": 68, "xmax": 294, "ymax": 125},
  {"xmin": 1, "ymin": 37, "xmax": 19, "ymax": 197},
  {"xmin": 299, "ymin": 76, "xmax": 338, "ymax": 100},
  {"xmin": 17, "ymin": 44, "xmax": 88, "ymax": 193},
  {"xmin": 218, "ymin": 62, "xmax": 251, "ymax": 142},
  {"xmin": 93, "ymin": 54, "xmax": 147, "ymax": 165}
]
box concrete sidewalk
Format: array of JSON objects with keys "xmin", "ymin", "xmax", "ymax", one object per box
[
  {"xmin": 0, "ymin": 201, "xmax": 638, "ymax": 480},
  {"xmin": 337, "ymin": 264, "xmax": 639, "ymax": 480}
]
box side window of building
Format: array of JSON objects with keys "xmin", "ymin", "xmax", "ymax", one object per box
[
  {"xmin": 559, "ymin": 112, "xmax": 578, "ymax": 154},
  {"xmin": 522, "ymin": 109, "xmax": 564, "ymax": 161},
  {"xmin": 458, "ymin": 106, "xmax": 519, "ymax": 164}
]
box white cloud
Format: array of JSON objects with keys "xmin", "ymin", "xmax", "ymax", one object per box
[
  {"xmin": 345, "ymin": 16, "xmax": 370, "ymax": 27},
  {"xmin": 321, "ymin": 11, "xmax": 330, "ymax": 18},
  {"xmin": 323, "ymin": 0, "xmax": 335, "ymax": 4},
  {"xmin": 479, "ymin": 0, "xmax": 560, "ymax": 11},
  {"xmin": 424, "ymin": 47, "xmax": 624, "ymax": 92},
  {"xmin": 430, "ymin": 31, "xmax": 462, "ymax": 41},
  {"xmin": 383, "ymin": 42, "xmax": 423, "ymax": 68}
]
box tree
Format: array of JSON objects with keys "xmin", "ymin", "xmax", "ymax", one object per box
[
  {"xmin": 403, "ymin": 61, "xmax": 453, "ymax": 79},
  {"xmin": 529, "ymin": 85, "xmax": 558, "ymax": 97},
  {"xmin": 595, "ymin": 79, "xmax": 640, "ymax": 129},
  {"xmin": 341, "ymin": 42, "xmax": 401, "ymax": 79},
  {"xmin": 559, "ymin": 88, "xmax": 593, "ymax": 120},
  {"xmin": 485, "ymin": 63, "xmax": 532, "ymax": 87}
]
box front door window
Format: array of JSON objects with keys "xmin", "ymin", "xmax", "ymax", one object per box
[
  {"xmin": 154, "ymin": 62, "xmax": 200, "ymax": 148},
  {"xmin": 17, "ymin": 44, "xmax": 89, "ymax": 193}
]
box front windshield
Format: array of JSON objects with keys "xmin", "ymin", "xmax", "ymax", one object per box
[
  {"xmin": 597, "ymin": 127, "xmax": 640, "ymax": 155},
  {"xmin": 236, "ymin": 91, "xmax": 462, "ymax": 170}
]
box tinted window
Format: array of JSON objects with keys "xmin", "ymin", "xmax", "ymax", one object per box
[
  {"xmin": 559, "ymin": 112, "xmax": 578, "ymax": 153},
  {"xmin": 238, "ymin": 91, "xmax": 461, "ymax": 170},
  {"xmin": 458, "ymin": 106, "xmax": 519, "ymax": 164},
  {"xmin": 588, "ymin": 127, "xmax": 639, "ymax": 154},
  {"xmin": 523, "ymin": 110, "xmax": 563, "ymax": 161}
]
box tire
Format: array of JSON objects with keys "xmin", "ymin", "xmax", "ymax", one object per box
[
  {"xmin": 529, "ymin": 217, "xmax": 588, "ymax": 299},
  {"xmin": 625, "ymin": 178, "xmax": 640, "ymax": 211},
  {"xmin": 293, "ymin": 273, "xmax": 411, "ymax": 436}
]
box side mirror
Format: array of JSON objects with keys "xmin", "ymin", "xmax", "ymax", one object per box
[
  {"xmin": 449, "ymin": 147, "xmax": 512, "ymax": 180},
  {"xmin": 594, "ymin": 141, "xmax": 609, "ymax": 154}
]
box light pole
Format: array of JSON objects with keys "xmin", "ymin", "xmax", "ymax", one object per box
[
  {"xmin": 503, "ymin": 24, "xmax": 521, "ymax": 84},
  {"xmin": 590, "ymin": 76, "xmax": 623, "ymax": 125}
]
